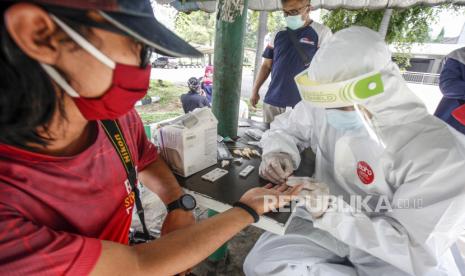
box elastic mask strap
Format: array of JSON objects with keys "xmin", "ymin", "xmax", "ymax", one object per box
[
  {"xmin": 50, "ymin": 14, "xmax": 116, "ymax": 70},
  {"xmin": 40, "ymin": 63, "xmax": 80, "ymax": 98}
]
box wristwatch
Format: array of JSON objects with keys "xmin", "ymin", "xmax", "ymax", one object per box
[{"xmin": 167, "ymin": 194, "xmax": 197, "ymax": 212}]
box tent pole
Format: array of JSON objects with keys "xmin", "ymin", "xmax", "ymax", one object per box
[
  {"xmin": 212, "ymin": 0, "xmax": 249, "ymax": 138},
  {"xmin": 379, "ymin": 8, "xmax": 393, "ymax": 39},
  {"xmin": 254, "ymin": 11, "xmax": 268, "ymax": 82}
]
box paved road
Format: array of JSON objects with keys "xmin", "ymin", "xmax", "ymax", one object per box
[{"xmin": 151, "ymin": 67, "xmax": 271, "ymax": 100}]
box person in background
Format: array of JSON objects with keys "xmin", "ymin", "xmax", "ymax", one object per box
[
  {"xmin": 250, "ymin": 0, "xmax": 332, "ymax": 123},
  {"xmin": 181, "ymin": 77, "xmax": 210, "ymax": 113},
  {"xmin": 0, "ymin": 1, "xmax": 302, "ymax": 275},
  {"xmin": 201, "ymin": 65, "xmax": 214, "ymax": 103},
  {"xmin": 435, "ymin": 47, "xmax": 465, "ymax": 134}
]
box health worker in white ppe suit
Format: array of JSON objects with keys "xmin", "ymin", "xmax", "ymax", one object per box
[{"xmin": 243, "ymin": 26, "xmax": 465, "ymax": 276}]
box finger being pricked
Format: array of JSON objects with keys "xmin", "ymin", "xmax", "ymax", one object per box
[
  {"xmin": 277, "ymin": 184, "xmax": 303, "ymax": 207},
  {"xmin": 286, "ymin": 184, "xmax": 303, "ymax": 195},
  {"xmin": 263, "ymin": 183, "xmax": 274, "ymax": 189},
  {"xmin": 273, "ymin": 184, "xmax": 290, "ymax": 192}
]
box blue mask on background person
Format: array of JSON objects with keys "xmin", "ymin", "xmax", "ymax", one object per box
[
  {"xmin": 285, "ymin": 15, "xmax": 305, "ymax": 30},
  {"xmin": 326, "ymin": 109, "xmax": 365, "ymax": 130}
]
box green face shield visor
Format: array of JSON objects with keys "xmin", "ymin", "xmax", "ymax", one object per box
[{"xmin": 294, "ymin": 69, "xmax": 385, "ymax": 109}]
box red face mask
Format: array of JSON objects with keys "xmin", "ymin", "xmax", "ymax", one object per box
[
  {"xmin": 41, "ymin": 14, "xmax": 151, "ymax": 121},
  {"xmin": 73, "ymin": 64, "xmax": 150, "ymax": 120}
]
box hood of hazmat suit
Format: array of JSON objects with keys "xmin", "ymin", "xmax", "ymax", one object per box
[{"xmin": 259, "ymin": 26, "xmax": 465, "ymax": 276}]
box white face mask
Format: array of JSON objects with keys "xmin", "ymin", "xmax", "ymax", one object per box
[
  {"xmin": 326, "ymin": 110, "xmax": 364, "ymax": 131},
  {"xmin": 285, "ymin": 15, "xmax": 305, "ymax": 30}
]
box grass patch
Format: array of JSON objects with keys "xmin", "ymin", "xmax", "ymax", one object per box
[
  {"xmin": 137, "ymin": 81, "xmax": 264, "ymax": 125},
  {"xmin": 139, "ymin": 112, "xmax": 183, "ymax": 124},
  {"xmin": 147, "ymin": 79, "xmax": 186, "ymax": 105},
  {"xmin": 137, "ymin": 80, "xmax": 187, "ymax": 125}
]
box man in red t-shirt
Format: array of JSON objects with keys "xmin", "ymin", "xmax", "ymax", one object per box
[{"xmin": 0, "ymin": 1, "xmax": 302, "ymax": 275}]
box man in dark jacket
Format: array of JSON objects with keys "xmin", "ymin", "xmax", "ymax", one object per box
[
  {"xmin": 435, "ymin": 47, "xmax": 465, "ymax": 134},
  {"xmin": 181, "ymin": 77, "xmax": 210, "ymax": 113}
]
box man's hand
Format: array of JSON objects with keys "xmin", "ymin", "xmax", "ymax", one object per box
[
  {"xmin": 239, "ymin": 183, "xmax": 302, "ymax": 215},
  {"xmin": 161, "ymin": 209, "xmax": 196, "ymax": 236},
  {"xmin": 287, "ymin": 177, "xmax": 330, "ymax": 219},
  {"xmin": 250, "ymin": 91, "xmax": 260, "ymax": 108}
]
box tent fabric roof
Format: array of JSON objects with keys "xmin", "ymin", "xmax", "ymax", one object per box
[{"xmin": 157, "ymin": 0, "xmax": 465, "ymax": 12}]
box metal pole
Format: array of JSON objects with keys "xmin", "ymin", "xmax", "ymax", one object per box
[
  {"xmin": 212, "ymin": 0, "xmax": 249, "ymax": 138},
  {"xmin": 378, "ymin": 8, "xmax": 393, "ymax": 39},
  {"xmin": 254, "ymin": 11, "xmax": 268, "ymax": 82}
]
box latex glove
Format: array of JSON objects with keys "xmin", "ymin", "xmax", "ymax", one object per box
[
  {"xmin": 287, "ymin": 177, "xmax": 330, "ymax": 219},
  {"xmin": 259, "ymin": 152, "xmax": 294, "ymax": 184}
]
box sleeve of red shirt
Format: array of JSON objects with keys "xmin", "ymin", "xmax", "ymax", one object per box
[
  {"xmin": 0, "ymin": 204, "xmax": 102, "ymax": 275},
  {"xmin": 123, "ymin": 109, "xmax": 158, "ymax": 172}
]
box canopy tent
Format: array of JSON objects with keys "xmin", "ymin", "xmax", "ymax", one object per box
[{"xmin": 157, "ymin": 0, "xmax": 465, "ymax": 13}]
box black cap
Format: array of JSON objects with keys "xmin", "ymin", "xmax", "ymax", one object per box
[{"xmin": 8, "ymin": 0, "xmax": 203, "ymax": 58}]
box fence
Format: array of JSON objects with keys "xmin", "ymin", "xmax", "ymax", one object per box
[{"xmin": 401, "ymin": 71, "xmax": 440, "ymax": 86}]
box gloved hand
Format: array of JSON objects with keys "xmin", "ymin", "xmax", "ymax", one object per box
[
  {"xmin": 287, "ymin": 177, "xmax": 330, "ymax": 219},
  {"xmin": 259, "ymin": 152, "xmax": 294, "ymax": 184}
]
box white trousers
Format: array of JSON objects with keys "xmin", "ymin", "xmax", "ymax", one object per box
[{"xmin": 244, "ymin": 213, "xmax": 412, "ymax": 276}]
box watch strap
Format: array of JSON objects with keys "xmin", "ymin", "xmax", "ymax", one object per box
[
  {"xmin": 167, "ymin": 198, "xmax": 182, "ymax": 212},
  {"xmin": 233, "ymin": 202, "xmax": 260, "ymax": 223}
]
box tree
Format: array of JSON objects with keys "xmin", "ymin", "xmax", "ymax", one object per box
[
  {"xmin": 174, "ymin": 11, "xmax": 216, "ymax": 46},
  {"xmin": 244, "ymin": 11, "xmax": 287, "ymax": 49},
  {"xmin": 321, "ymin": 5, "xmax": 450, "ymax": 68}
]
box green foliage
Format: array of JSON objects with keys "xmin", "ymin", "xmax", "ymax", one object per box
[
  {"xmin": 322, "ymin": 6, "xmax": 443, "ymax": 44},
  {"xmin": 174, "ymin": 9, "xmax": 286, "ymax": 54},
  {"xmin": 174, "ymin": 11, "xmax": 216, "ymax": 45},
  {"xmin": 321, "ymin": 5, "xmax": 451, "ymax": 69},
  {"xmin": 244, "ymin": 11, "xmax": 287, "ymax": 49}
]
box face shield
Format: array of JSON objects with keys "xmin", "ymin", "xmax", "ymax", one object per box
[{"xmin": 295, "ymin": 68, "xmax": 387, "ymax": 147}]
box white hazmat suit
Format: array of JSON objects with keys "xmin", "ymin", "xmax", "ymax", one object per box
[{"xmin": 244, "ymin": 27, "xmax": 465, "ymax": 276}]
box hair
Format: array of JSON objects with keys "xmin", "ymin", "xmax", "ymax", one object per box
[
  {"xmin": 281, "ymin": 0, "xmax": 310, "ymax": 4},
  {"xmin": 0, "ymin": 4, "xmax": 89, "ymax": 149}
]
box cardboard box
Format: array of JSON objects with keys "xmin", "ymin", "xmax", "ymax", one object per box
[{"xmin": 156, "ymin": 108, "xmax": 218, "ymax": 177}]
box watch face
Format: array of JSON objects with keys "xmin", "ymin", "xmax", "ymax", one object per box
[{"xmin": 181, "ymin": 195, "xmax": 196, "ymax": 210}]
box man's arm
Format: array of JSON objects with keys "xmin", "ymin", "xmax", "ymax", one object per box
[
  {"xmin": 439, "ymin": 58, "xmax": 465, "ymax": 100},
  {"xmin": 261, "ymin": 101, "xmax": 318, "ymax": 169},
  {"xmin": 250, "ymin": 58, "xmax": 272, "ymax": 108},
  {"xmin": 91, "ymin": 185, "xmax": 302, "ymax": 276},
  {"xmin": 138, "ymin": 157, "xmax": 183, "ymax": 205},
  {"xmin": 92, "ymin": 208, "xmax": 252, "ymax": 276},
  {"xmin": 138, "ymin": 158, "xmax": 194, "ymax": 236}
]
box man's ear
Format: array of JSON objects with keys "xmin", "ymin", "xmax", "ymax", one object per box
[{"xmin": 4, "ymin": 3, "xmax": 60, "ymax": 64}]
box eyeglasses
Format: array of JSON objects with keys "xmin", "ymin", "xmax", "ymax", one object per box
[{"xmin": 282, "ymin": 4, "xmax": 310, "ymax": 17}]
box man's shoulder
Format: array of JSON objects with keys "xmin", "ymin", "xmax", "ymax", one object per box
[
  {"xmin": 447, "ymin": 47, "xmax": 465, "ymax": 65},
  {"xmin": 265, "ymin": 30, "xmax": 285, "ymax": 48}
]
